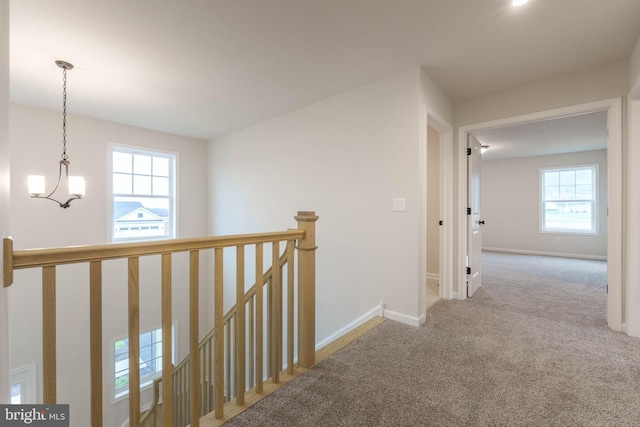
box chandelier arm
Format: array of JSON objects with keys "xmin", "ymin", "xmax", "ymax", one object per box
[{"xmin": 42, "ymin": 160, "xmax": 67, "ymax": 199}]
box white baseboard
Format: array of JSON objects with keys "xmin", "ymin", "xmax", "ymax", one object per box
[
  {"xmin": 418, "ymin": 312, "xmax": 427, "ymax": 326},
  {"xmin": 383, "ymin": 308, "xmax": 421, "ymax": 327},
  {"xmin": 315, "ymin": 302, "xmax": 384, "ymax": 350},
  {"xmin": 483, "ymin": 247, "xmax": 607, "ymax": 261}
]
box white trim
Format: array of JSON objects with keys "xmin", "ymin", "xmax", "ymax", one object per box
[
  {"xmin": 626, "ymin": 81, "xmax": 640, "ymax": 337},
  {"xmin": 315, "ymin": 303, "xmax": 384, "ymax": 350},
  {"xmin": 483, "ymin": 247, "xmax": 607, "ymax": 261},
  {"xmin": 383, "ymin": 308, "xmax": 421, "ymax": 327},
  {"xmin": 421, "ymin": 110, "xmax": 454, "ymax": 306},
  {"xmin": 457, "ymin": 98, "xmax": 623, "ymax": 332}
]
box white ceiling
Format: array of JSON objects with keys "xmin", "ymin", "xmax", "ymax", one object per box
[
  {"xmin": 9, "ymin": 0, "xmax": 640, "ymax": 140},
  {"xmin": 473, "ymin": 110, "xmax": 609, "ymax": 161}
]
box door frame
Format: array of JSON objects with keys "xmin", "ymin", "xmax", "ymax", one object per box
[
  {"xmin": 420, "ymin": 111, "xmax": 454, "ymax": 318},
  {"xmin": 626, "ymin": 80, "xmax": 640, "ymax": 337},
  {"xmin": 456, "ymin": 98, "xmax": 623, "ymax": 332}
]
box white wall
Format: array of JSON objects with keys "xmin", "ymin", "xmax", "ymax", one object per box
[
  {"xmin": 209, "ymin": 68, "xmax": 447, "ymax": 338},
  {"xmin": 482, "ymin": 150, "xmax": 608, "ymax": 259},
  {"xmin": 0, "ymin": 0, "xmax": 10, "ymax": 405},
  {"xmin": 630, "ymin": 37, "xmax": 640, "ymax": 90},
  {"xmin": 455, "ymin": 60, "xmax": 629, "ymax": 127},
  {"xmin": 8, "ymin": 104, "xmax": 208, "ymax": 427}
]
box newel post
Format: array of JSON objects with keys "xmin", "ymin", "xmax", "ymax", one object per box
[{"xmin": 295, "ymin": 211, "xmax": 318, "ymax": 368}]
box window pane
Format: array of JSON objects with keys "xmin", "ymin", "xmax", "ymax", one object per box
[
  {"xmin": 559, "ymin": 185, "xmax": 575, "ymax": 200},
  {"xmin": 153, "ymin": 157, "xmax": 169, "ymax": 177},
  {"xmin": 113, "ymin": 152, "xmax": 132, "ymax": 173},
  {"xmin": 559, "ymin": 170, "xmax": 575, "ymax": 186},
  {"xmin": 544, "ymin": 186, "xmax": 559, "ymax": 200},
  {"xmin": 544, "ymin": 201, "xmax": 593, "ymax": 231},
  {"xmin": 113, "ymin": 173, "xmax": 132, "ymax": 194},
  {"xmin": 133, "ymin": 175, "xmax": 152, "ymax": 195},
  {"xmin": 153, "ymin": 177, "xmax": 169, "ymax": 196},
  {"xmin": 544, "ymin": 171, "xmax": 559, "ymax": 187},
  {"xmin": 11, "ymin": 383, "xmax": 22, "ymax": 404},
  {"xmin": 575, "ymin": 169, "xmax": 592, "ymax": 185},
  {"xmin": 133, "ymin": 154, "xmax": 152, "ymax": 175},
  {"xmin": 575, "ymin": 184, "xmax": 593, "ymax": 199}
]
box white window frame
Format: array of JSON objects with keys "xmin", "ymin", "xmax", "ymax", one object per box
[
  {"xmin": 108, "ymin": 143, "xmax": 178, "ymax": 243},
  {"xmin": 540, "ymin": 164, "xmax": 598, "ymax": 235},
  {"xmin": 10, "ymin": 364, "xmax": 37, "ymax": 404},
  {"xmin": 111, "ymin": 324, "xmax": 176, "ymax": 402}
]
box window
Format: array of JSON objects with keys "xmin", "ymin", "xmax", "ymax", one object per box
[
  {"xmin": 113, "ymin": 325, "xmax": 175, "ymax": 400},
  {"xmin": 10, "ymin": 365, "xmax": 36, "ymax": 404},
  {"xmin": 111, "ymin": 145, "xmax": 176, "ymax": 242},
  {"xmin": 540, "ymin": 165, "xmax": 597, "ymax": 234}
]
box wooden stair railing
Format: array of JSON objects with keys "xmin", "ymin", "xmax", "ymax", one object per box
[
  {"xmin": 140, "ymin": 252, "xmax": 290, "ymax": 426},
  {"xmin": 3, "ymin": 211, "xmax": 318, "ymax": 427}
]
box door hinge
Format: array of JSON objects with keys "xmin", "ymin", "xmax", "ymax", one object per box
[
  {"xmin": 467, "ymin": 207, "xmax": 471, "ymax": 215},
  {"xmin": 467, "ymin": 148, "xmax": 472, "ymax": 155},
  {"xmin": 439, "ymin": 220, "xmax": 443, "ymax": 226},
  {"xmin": 466, "ymin": 267, "xmax": 471, "ymax": 275}
]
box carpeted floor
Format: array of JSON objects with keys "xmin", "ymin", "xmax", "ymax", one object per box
[{"xmin": 224, "ymin": 252, "xmax": 640, "ymax": 426}]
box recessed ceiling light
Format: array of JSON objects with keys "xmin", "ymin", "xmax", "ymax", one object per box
[{"xmin": 512, "ymin": 0, "xmax": 529, "ymax": 6}]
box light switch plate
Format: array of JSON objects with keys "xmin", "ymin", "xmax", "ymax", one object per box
[{"xmin": 393, "ymin": 198, "xmax": 406, "ymax": 212}]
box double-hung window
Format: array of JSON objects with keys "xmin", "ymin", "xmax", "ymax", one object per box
[
  {"xmin": 113, "ymin": 326, "xmax": 175, "ymax": 400},
  {"xmin": 111, "ymin": 145, "xmax": 176, "ymax": 242},
  {"xmin": 540, "ymin": 165, "xmax": 598, "ymax": 234}
]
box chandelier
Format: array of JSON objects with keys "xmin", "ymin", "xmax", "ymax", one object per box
[{"xmin": 28, "ymin": 60, "xmax": 85, "ymax": 208}]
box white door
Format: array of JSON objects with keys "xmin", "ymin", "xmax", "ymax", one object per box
[{"xmin": 467, "ymin": 134, "xmax": 483, "ymax": 297}]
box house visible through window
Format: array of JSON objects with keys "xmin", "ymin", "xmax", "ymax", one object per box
[
  {"xmin": 113, "ymin": 325, "xmax": 175, "ymax": 400},
  {"xmin": 111, "ymin": 145, "xmax": 176, "ymax": 242},
  {"xmin": 541, "ymin": 165, "xmax": 597, "ymax": 234}
]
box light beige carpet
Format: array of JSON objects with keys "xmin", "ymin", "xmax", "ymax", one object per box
[{"xmin": 224, "ymin": 252, "xmax": 640, "ymax": 426}]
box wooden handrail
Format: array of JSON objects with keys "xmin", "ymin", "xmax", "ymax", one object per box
[
  {"xmin": 5, "ymin": 230, "xmax": 304, "ymax": 275},
  {"xmin": 140, "ymin": 378, "xmax": 162, "ymax": 426}
]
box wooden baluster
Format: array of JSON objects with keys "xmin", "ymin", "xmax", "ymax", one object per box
[
  {"xmin": 190, "ymin": 250, "xmax": 200, "ymax": 427},
  {"xmin": 267, "ymin": 277, "xmax": 272, "ymax": 378},
  {"xmin": 287, "ymin": 240, "xmax": 295, "ymax": 374},
  {"xmin": 248, "ymin": 295, "xmax": 255, "ymax": 389},
  {"xmin": 226, "ymin": 319, "xmax": 232, "ymax": 401},
  {"xmin": 128, "ymin": 257, "xmax": 141, "ymax": 427},
  {"xmin": 272, "ymin": 241, "xmax": 281, "ymax": 383},
  {"xmin": 162, "ymin": 253, "xmax": 173, "ymax": 427},
  {"xmin": 43, "ymin": 265, "xmax": 56, "ymax": 404},
  {"xmin": 255, "ymin": 243, "xmax": 264, "ymax": 393},
  {"xmin": 296, "ymin": 211, "xmax": 319, "ymax": 368},
  {"xmin": 214, "ymin": 247, "xmax": 224, "ymax": 418},
  {"xmin": 90, "ymin": 261, "xmax": 103, "ymax": 427},
  {"xmin": 235, "ymin": 245, "xmax": 246, "ymax": 405}
]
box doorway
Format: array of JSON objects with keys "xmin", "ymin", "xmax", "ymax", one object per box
[
  {"xmin": 426, "ymin": 125, "xmax": 441, "ymax": 309},
  {"xmin": 457, "ymin": 98, "xmax": 623, "ymax": 332}
]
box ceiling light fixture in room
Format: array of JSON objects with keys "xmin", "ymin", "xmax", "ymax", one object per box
[
  {"xmin": 28, "ymin": 60, "xmax": 85, "ymax": 208},
  {"xmin": 481, "ymin": 145, "xmax": 489, "ymax": 154},
  {"xmin": 512, "ymin": 0, "xmax": 529, "ymax": 6}
]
